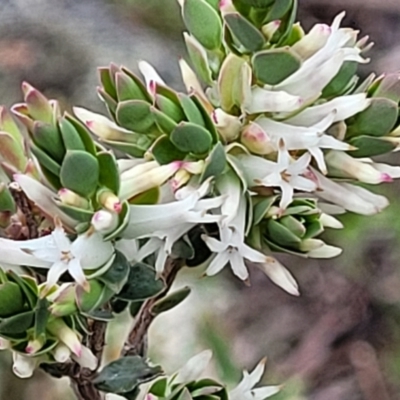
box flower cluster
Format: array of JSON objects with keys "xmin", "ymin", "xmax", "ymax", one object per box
[{"xmin": 0, "ymin": 0, "xmax": 399, "ymax": 396}]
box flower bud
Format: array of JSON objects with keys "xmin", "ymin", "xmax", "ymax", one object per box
[
  {"xmin": 326, "ymin": 150, "xmax": 393, "ymax": 184},
  {"xmin": 47, "ymin": 318, "xmax": 82, "ymax": 357},
  {"xmin": 21, "ymin": 82, "xmax": 53, "ymax": 124},
  {"xmin": 291, "ymin": 23, "xmax": 331, "ymax": 59},
  {"xmin": 53, "ymin": 343, "xmax": 71, "ymax": 363},
  {"xmin": 25, "ymin": 337, "xmax": 45, "ymax": 355},
  {"xmin": 48, "ymin": 283, "xmax": 77, "ymax": 317},
  {"xmin": 240, "ymin": 123, "xmax": 275, "ymax": 155},
  {"xmin": 58, "ymin": 188, "xmax": 90, "ymax": 209},
  {"xmin": 212, "ymin": 109, "xmax": 242, "ymax": 142},
  {"xmin": 261, "ymin": 20, "xmax": 281, "ymax": 40},
  {"xmin": 91, "ymin": 210, "xmax": 119, "ymax": 234},
  {"xmin": 98, "ymin": 190, "xmax": 122, "ymax": 213},
  {"xmin": 171, "ymin": 169, "xmax": 191, "ymax": 191}
]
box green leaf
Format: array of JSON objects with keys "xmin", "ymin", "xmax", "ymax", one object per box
[
  {"xmin": 129, "ymin": 187, "xmax": 160, "ymax": 205},
  {"xmin": 7, "ymin": 271, "xmax": 37, "ymax": 309},
  {"xmin": 65, "ymin": 114, "xmax": 97, "ymax": 156},
  {"xmin": 59, "ymin": 118, "xmax": 86, "ymax": 151},
  {"xmin": 58, "ymin": 204, "xmax": 94, "ymax": 222},
  {"xmin": 116, "ymin": 262, "xmax": 165, "ymax": 301},
  {"xmin": 266, "ymin": 219, "xmax": 301, "ymax": 248},
  {"xmin": 116, "ymin": 71, "xmax": 149, "ymax": 102},
  {"xmin": 237, "ymin": 0, "xmax": 274, "ymax": 7},
  {"xmin": 0, "ymin": 184, "xmax": 16, "ymax": 213},
  {"xmin": 0, "ymin": 311, "xmax": 34, "ymax": 336},
  {"xmin": 98, "ymin": 151, "xmax": 120, "ymax": 194},
  {"xmin": 252, "ymin": 48, "xmax": 301, "ymax": 85},
  {"xmin": 0, "ymin": 282, "xmax": 25, "ymax": 317},
  {"xmin": 151, "ymin": 136, "xmax": 187, "ymax": 165},
  {"xmin": 184, "ymin": 34, "xmax": 213, "ymax": 85},
  {"xmin": 191, "ymin": 96, "xmax": 219, "ymax": 143},
  {"xmin": 150, "ymin": 377, "xmax": 168, "ymax": 397},
  {"xmin": 252, "ymin": 196, "xmax": 278, "ymax": 225},
  {"xmin": 304, "ymin": 219, "xmax": 324, "ymax": 239},
  {"xmin": 34, "ymin": 298, "xmax": 50, "ymax": 338},
  {"xmin": 156, "ymin": 95, "xmax": 185, "ymax": 123},
  {"xmin": 171, "ymin": 122, "xmax": 213, "ymax": 154},
  {"xmin": 81, "ymin": 309, "xmax": 114, "ymax": 322},
  {"xmin": 151, "ymin": 286, "xmax": 191, "ymax": 315},
  {"xmin": 322, "ymin": 62, "xmax": 358, "ymax": 98},
  {"xmin": 179, "ymin": 94, "xmax": 205, "ymax": 127},
  {"xmin": 99, "ymin": 67, "xmax": 117, "ymax": 100},
  {"xmin": 200, "ymin": 142, "xmax": 226, "ymax": 182},
  {"xmin": 93, "ymin": 355, "xmax": 163, "ymax": 394},
  {"xmin": 77, "ymin": 280, "xmax": 114, "ymax": 313},
  {"xmin": 152, "ymin": 107, "xmax": 178, "ymax": 135},
  {"xmin": 116, "ymin": 100, "xmax": 155, "ymax": 133},
  {"xmin": 98, "ymin": 250, "xmax": 130, "ymax": 293},
  {"xmin": 218, "ymin": 53, "xmax": 246, "ymax": 112},
  {"xmin": 60, "ymin": 150, "xmax": 100, "ymax": 197},
  {"xmin": 279, "ymin": 215, "xmax": 306, "ymax": 238},
  {"xmin": 32, "ymin": 122, "xmax": 65, "ymax": 163},
  {"xmin": 104, "ymin": 140, "xmax": 148, "ymax": 158},
  {"xmin": 224, "ymin": 13, "xmax": 265, "ymax": 53},
  {"xmin": 271, "ymin": 0, "xmax": 298, "ymax": 46},
  {"xmin": 347, "ymin": 98, "xmax": 399, "ymax": 137},
  {"xmin": 183, "ymin": 0, "xmax": 223, "ymax": 51},
  {"xmin": 265, "ymin": 0, "xmax": 293, "ymax": 22},
  {"xmin": 31, "ymin": 144, "xmax": 61, "ymax": 176},
  {"xmin": 348, "ymin": 135, "xmax": 396, "ymax": 158}
]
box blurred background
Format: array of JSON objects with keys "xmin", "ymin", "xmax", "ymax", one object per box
[{"xmin": 0, "ymin": 0, "xmax": 400, "ymax": 399}]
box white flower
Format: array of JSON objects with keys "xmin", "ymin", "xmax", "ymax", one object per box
[
  {"xmin": 244, "ymin": 87, "xmax": 303, "ymax": 114},
  {"xmin": 202, "ymin": 190, "xmax": 267, "ymax": 281},
  {"xmin": 239, "ymin": 144, "xmax": 316, "ymax": 210},
  {"xmin": 122, "ymin": 179, "xmax": 223, "ymax": 240},
  {"xmin": 256, "ymin": 113, "xmax": 352, "ymax": 174},
  {"xmin": 284, "ymin": 93, "xmax": 370, "ymax": 126},
  {"xmin": 73, "ymin": 107, "xmax": 136, "ymax": 142},
  {"xmin": 325, "ymin": 151, "xmax": 394, "ymax": 184},
  {"xmin": 313, "ymin": 168, "xmax": 389, "ymax": 215},
  {"xmin": 229, "ymin": 359, "xmax": 280, "ymax": 400},
  {"xmin": 0, "ymin": 220, "xmax": 114, "ymax": 291},
  {"xmin": 266, "ymin": 13, "xmax": 368, "ymax": 101}
]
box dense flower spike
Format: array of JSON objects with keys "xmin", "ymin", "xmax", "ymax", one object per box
[{"xmin": 0, "ymin": 0, "xmax": 398, "ymax": 396}]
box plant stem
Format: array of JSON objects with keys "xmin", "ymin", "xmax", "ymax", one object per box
[{"xmin": 124, "ymin": 257, "xmax": 184, "ymax": 356}]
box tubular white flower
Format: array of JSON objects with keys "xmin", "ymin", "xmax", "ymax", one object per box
[
  {"xmin": 73, "ymin": 107, "xmax": 135, "ymax": 141},
  {"xmin": 267, "ymin": 13, "xmax": 368, "ymax": 100},
  {"xmin": 291, "ymin": 23, "xmax": 332, "ymax": 59},
  {"xmin": 229, "ymin": 359, "xmax": 280, "ymax": 400},
  {"xmin": 255, "ymin": 258, "xmax": 300, "ymax": 296},
  {"xmin": 53, "ymin": 343, "xmax": 71, "ymax": 363},
  {"xmin": 47, "ymin": 318, "xmax": 82, "ymax": 357},
  {"xmin": 313, "ymin": 168, "xmax": 389, "ymax": 215},
  {"xmin": 91, "ymin": 210, "xmax": 119, "ymax": 234},
  {"xmin": 285, "ymin": 93, "xmax": 371, "ymax": 126},
  {"xmin": 122, "ymin": 179, "xmax": 224, "ymax": 240},
  {"xmin": 72, "ymin": 345, "xmax": 98, "ymax": 370},
  {"xmin": 325, "ymin": 151, "xmax": 393, "ymax": 184},
  {"xmin": 119, "ymin": 161, "xmax": 181, "ymax": 200},
  {"xmin": 0, "ymin": 220, "xmax": 114, "ymax": 291},
  {"xmin": 244, "ymin": 87, "xmax": 303, "ymax": 114},
  {"xmin": 320, "ymin": 213, "xmax": 344, "ymax": 229}
]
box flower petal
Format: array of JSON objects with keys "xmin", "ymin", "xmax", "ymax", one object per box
[
  {"xmin": 68, "ymin": 258, "xmax": 89, "ymax": 291},
  {"xmin": 206, "ymin": 251, "xmax": 231, "ymax": 276},
  {"xmin": 229, "ymin": 251, "xmax": 249, "ymax": 280},
  {"xmin": 256, "ymin": 258, "xmax": 300, "ymax": 296}
]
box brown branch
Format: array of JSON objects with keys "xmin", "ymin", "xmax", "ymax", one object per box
[{"xmin": 124, "ymin": 257, "xmax": 185, "ymax": 356}]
